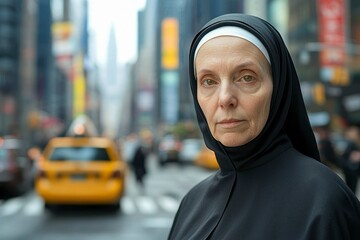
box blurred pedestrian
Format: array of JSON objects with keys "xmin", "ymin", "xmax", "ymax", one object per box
[
  {"xmin": 131, "ymin": 129, "xmax": 153, "ymax": 190},
  {"xmin": 123, "ymin": 133, "xmax": 139, "ymax": 162},
  {"xmin": 342, "ymin": 124, "xmax": 360, "ymax": 194},
  {"xmin": 168, "ymin": 13, "xmax": 360, "ymax": 240},
  {"xmin": 313, "ymin": 125, "xmax": 342, "ymax": 171}
]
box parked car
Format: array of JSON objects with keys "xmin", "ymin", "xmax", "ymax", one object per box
[
  {"xmin": 0, "ymin": 137, "xmax": 32, "ymax": 196},
  {"xmin": 158, "ymin": 134, "xmax": 182, "ymax": 166},
  {"xmin": 179, "ymin": 138, "xmax": 203, "ymax": 164},
  {"xmin": 35, "ymin": 137, "xmax": 127, "ymax": 211},
  {"xmin": 194, "ymin": 146, "xmax": 219, "ymax": 170}
]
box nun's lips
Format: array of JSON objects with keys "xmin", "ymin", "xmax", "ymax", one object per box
[{"xmin": 217, "ymin": 119, "xmax": 244, "ymax": 128}]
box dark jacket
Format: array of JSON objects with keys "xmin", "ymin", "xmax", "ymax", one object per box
[{"xmin": 132, "ymin": 146, "xmax": 147, "ymax": 178}]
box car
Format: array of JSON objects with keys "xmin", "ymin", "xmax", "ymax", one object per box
[
  {"xmin": 35, "ymin": 137, "xmax": 127, "ymax": 211},
  {"xmin": 158, "ymin": 134, "xmax": 182, "ymax": 166},
  {"xmin": 179, "ymin": 138, "xmax": 203, "ymax": 164},
  {"xmin": 194, "ymin": 146, "xmax": 219, "ymax": 170},
  {"xmin": 0, "ymin": 137, "xmax": 32, "ymax": 197}
]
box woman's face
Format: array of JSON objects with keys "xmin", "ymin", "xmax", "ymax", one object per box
[{"xmin": 195, "ymin": 36, "xmax": 273, "ymax": 147}]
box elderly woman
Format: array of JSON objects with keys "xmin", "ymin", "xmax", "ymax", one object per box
[{"xmin": 168, "ymin": 14, "xmax": 360, "ymax": 240}]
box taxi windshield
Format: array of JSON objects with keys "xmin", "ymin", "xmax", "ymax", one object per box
[{"xmin": 49, "ymin": 147, "xmax": 110, "ymax": 162}]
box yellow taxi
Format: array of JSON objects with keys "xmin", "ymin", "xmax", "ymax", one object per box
[
  {"xmin": 194, "ymin": 146, "xmax": 219, "ymax": 170},
  {"xmin": 35, "ymin": 137, "xmax": 126, "ymax": 211}
]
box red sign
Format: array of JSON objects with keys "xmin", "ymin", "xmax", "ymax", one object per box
[{"xmin": 317, "ymin": 0, "xmax": 346, "ymax": 66}]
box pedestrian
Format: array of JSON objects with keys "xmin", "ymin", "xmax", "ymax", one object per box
[
  {"xmin": 313, "ymin": 125, "xmax": 342, "ymax": 171},
  {"xmin": 342, "ymin": 124, "xmax": 360, "ymax": 194},
  {"xmin": 123, "ymin": 133, "xmax": 139, "ymax": 162},
  {"xmin": 168, "ymin": 13, "xmax": 360, "ymax": 240},
  {"xmin": 131, "ymin": 129, "xmax": 152, "ymax": 190}
]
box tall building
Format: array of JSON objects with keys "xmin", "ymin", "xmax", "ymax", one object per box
[
  {"xmin": 267, "ymin": 0, "xmax": 289, "ymax": 42},
  {"xmin": 0, "ymin": 0, "xmax": 22, "ymax": 136},
  {"xmin": 133, "ymin": 0, "xmax": 159, "ymax": 133},
  {"xmin": 51, "ymin": 0, "xmax": 90, "ymax": 126},
  {"xmin": 157, "ymin": 0, "xmax": 184, "ymax": 126},
  {"xmin": 101, "ymin": 25, "xmax": 123, "ymax": 138},
  {"xmin": 133, "ymin": 0, "xmax": 247, "ymax": 135}
]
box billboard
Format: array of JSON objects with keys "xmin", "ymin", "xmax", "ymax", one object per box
[
  {"xmin": 161, "ymin": 18, "xmax": 179, "ymax": 70},
  {"xmin": 161, "ymin": 18, "xmax": 180, "ymax": 125},
  {"xmin": 52, "ymin": 22, "xmax": 74, "ymax": 77},
  {"xmin": 317, "ymin": 0, "xmax": 348, "ymax": 85},
  {"xmin": 73, "ymin": 53, "xmax": 86, "ymax": 117}
]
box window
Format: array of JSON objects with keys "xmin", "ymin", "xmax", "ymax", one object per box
[{"xmin": 50, "ymin": 147, "xmax": 110, "ymax": 161}]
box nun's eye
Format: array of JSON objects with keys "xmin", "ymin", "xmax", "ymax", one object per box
[
  {"xmin": 241, "ymin": 75, "xmax": 255, "ymax": 83},
  {"xmin": 202, "ymin": 79, "xmax": 217, "ymax": 86},
  {"xmin": 232, "ymin": 74, "xmax": 257, "ymax": 86}
]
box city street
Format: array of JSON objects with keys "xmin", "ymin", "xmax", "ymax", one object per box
[{"xmin": 0, "ymin": 155, "xmax": 214, "ymax": 240}]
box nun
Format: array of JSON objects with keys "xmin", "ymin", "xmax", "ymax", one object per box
[{"xmin": 168, "ymin": 13, "xmax": 360, "ymax": 240}]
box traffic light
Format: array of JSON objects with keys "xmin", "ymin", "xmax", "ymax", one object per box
[{"xmin": 0, "ymin": 1, "xmax": 20, "ymax": 93}]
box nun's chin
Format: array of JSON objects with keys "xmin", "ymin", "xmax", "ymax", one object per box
[{"xmin": 215, "ymin": 133, "xmax": 254, "ymax": 147}]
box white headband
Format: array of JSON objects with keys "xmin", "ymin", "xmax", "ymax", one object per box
[{"xmin": 194, "ymin": 26, "xmax": 271, "ymax": 64}]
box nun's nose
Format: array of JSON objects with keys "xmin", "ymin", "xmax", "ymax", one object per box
[{"xmin": 218, "ymin": 82, "xmax": 238, "ymax": 108}]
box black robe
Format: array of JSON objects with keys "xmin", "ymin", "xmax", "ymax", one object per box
[{"xmin": 168, "ymin": 14, "xmax": 360, "ymax": 240}]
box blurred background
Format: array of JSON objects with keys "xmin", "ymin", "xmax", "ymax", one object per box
[
  {"xmin": 0, "ymin": 0, "xmax": 359, "ymax": 147},
  {"xmin": 0, "ymin": 0, "xmax": 359, "ymax": 239}
]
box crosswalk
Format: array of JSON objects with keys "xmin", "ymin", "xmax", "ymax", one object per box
[
  {"xmin": 0, "ymin": 194, "xmax": 181, "ymax": 217},
  {"xmin": 121, "ymin": 195, "xmax": 180, "ymax": 215},
  {"xmin": 0, "ymin": 162, "xmax": 214, "ymax": 219}
]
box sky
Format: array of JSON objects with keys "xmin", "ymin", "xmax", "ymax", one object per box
[{"xmin": 88, "ymin": 0, "xmax": 146, "ymax": 64}]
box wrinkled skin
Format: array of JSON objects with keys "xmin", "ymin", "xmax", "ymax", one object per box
[{"xmin": 195, "ymin": 36, "xmax": 273, "ymax": 147}]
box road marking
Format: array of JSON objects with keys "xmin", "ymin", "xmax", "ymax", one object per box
[
  {"xmin": 158, "ymin": 196, "xmax": 179, "ymax": 213},
  {"xmin": 0, "ymin": 197, "xmax": 23, "ymax": 216},
  {"xmin": 0, "ymin": 195, "xmax": 179, "ymax": 217},
  {"xmin": 142, "ymin": 217, "xmax": 173, "ymax": 228},
  {"xmin": 136, "ymin": 196, "xmax": 158, "ymax": 214},
  {"xmin": 121, "ymin": 196, "xmax": 136, "ymax": 215},
  {"xmin": 23, "ymin": 196, "xmax": 44, "ymax": 216}
]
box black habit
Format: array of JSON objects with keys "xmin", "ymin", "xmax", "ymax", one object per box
[{"xmin": 168, "ymin": 14, "xmax": 360, "ymax": 240}]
